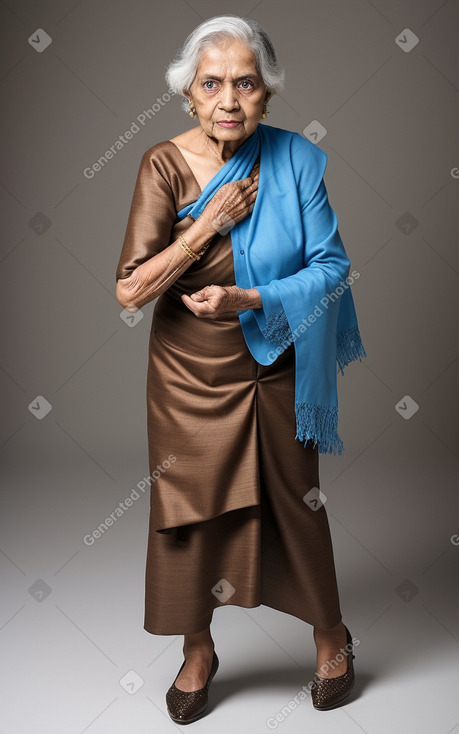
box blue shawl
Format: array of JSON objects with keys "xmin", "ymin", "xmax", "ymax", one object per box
[{"xmin": 176, "ymin": 123, "xmax": 366, "ymax": 454}]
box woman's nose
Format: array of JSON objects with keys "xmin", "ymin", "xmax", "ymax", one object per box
[{"xmin": 218, "ymin": 84, "xmax": 239, "ymax": 109}]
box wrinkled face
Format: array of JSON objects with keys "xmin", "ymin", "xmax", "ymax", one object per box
[{"xmin": 187, "ymin": 38, "xmax": 270, "ymax": 146}]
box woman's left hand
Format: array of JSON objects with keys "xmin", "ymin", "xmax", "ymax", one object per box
[{"xmin": 181, "ymin": 285, "xmax": 261, "ymax": 319}]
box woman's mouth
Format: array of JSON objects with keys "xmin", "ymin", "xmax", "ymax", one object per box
[{"xmin": 217, "ymin": 121, "xmax": 241, "ymax": 128}]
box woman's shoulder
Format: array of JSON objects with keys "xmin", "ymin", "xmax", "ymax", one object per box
[
  {"xmin": 261, "ymin": 123, "xmax": 326, "ymax": 156},
  {"xmin": 135, "ymin": 133, "xmax": 201, "ymax": 209},
  {"xmin": 136, "ymin": 137, "xmax": 193, "ymax": 188},
  {"xmin": 261, "ymin": 123, "xmax": 327, "ymax": 181},
  {"xmin": 140, "ymin": 138, "xmax": 184, "ymax": 165},
  {"xmin": 143, "ymin": 127, "xmax": 197, "ymax": 159}
]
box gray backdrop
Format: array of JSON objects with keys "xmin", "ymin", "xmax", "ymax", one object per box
[{"xmin": 1, "ymin": 1, "xmax": 458, "ymax": 733}]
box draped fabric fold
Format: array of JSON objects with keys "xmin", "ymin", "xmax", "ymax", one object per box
[{"xmin": 177, "ymin": 123, "xmax": 366, "ymax": 454}]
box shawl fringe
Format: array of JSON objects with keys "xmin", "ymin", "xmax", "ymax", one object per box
[
  {"xmin": 336, "ymin": 325, "xmax": 367, "ymax": 374},
  {"xmin": 261, "ymin": 309, "xmax": 291, "ymax": 346},
  {"xmin": 295, "ymin": 401, "xmax": 344, "ymax": 455}
]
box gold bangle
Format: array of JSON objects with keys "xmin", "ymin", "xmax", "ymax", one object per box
[{"xmin": 178, "ymin": 234, "xmax": 200, "ymax": 260}]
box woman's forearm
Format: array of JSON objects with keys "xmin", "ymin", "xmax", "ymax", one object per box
[
  {"xmin": 116, "ymin": 216, "xmax": 216, "ymax": 311},
  {"xmin": 235, "ymin": 287, "xmax": 262, "ymax": 310}
]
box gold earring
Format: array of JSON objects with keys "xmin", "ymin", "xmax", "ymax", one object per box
[
  {"xmin": 188, "ymin": 101, "xmax": 196, "ymax": 118},
  {"xmin": 261, "ymin": 101, "xmax": 269, "ymax": 119}
]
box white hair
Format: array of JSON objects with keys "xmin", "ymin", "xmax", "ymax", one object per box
[{"xmin": 165, "ymin": 15, "xmax": 285, "ymax": 113}]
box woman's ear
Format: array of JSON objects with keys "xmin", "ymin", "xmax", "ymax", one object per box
[{"xmin": 183, "ymin": 89, "xmax": 193, "ymax": 105}]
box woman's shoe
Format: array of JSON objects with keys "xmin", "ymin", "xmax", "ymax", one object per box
[
  {"xmin": 166, "ymin": 650, "xmax": 219, "ymax": 724},
  {"xmin": 311, "ymin": 625, "xmax": 355, "ymax": 710}
]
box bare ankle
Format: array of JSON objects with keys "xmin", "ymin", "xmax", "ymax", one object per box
[
  {"xmin": 182, "ymin": 627, "xmax": 214, "ymax": 657},
  {"xmin": 314, "ymin": 620, "xmax": 345, "ymax": 636}
]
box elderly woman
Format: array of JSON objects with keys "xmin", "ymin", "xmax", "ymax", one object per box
[{"xmin": 115, "ymin": 14, "xmax": 365, "ymax": 724}]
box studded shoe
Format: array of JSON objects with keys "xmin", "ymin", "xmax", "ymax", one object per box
[
  {"xmin": 311, "ymin": 625, "xmax": 355, "ymax": 710},
  {"xmin": 166, "ymin": 650, "xmax": 219, "ymax": 724}
]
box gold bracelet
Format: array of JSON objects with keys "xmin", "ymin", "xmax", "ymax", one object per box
[
  {"xmin": 178, "ymin": 234, "xmax": 200, "ymax": 260},
  {"xmin": 197, "ymin": 240, "xmax": 212, "ymax": 258}
]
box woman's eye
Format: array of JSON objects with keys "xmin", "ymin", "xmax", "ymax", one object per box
[{"xmin": 202, "ymin": 80, "xmax": 253, "ymax": 90}]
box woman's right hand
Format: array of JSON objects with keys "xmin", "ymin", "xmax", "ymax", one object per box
[{"xmin": 198, "ymin": 163, "xmax": 259, "ymax": 236}]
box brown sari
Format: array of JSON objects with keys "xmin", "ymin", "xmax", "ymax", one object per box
[{"xmin": 116, "ymin": 141, "xmax": 342, "ymax": 635}]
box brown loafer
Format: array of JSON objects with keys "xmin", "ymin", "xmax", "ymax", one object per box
[
  {"xmin": 311, "ymin": 626, "xmax": 355, "ymax": 710},
  {"xmin": 166, "ymin": 650, "xmax": 219, "ymax": 724}
]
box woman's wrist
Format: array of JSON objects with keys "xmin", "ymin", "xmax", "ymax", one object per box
[
  {"xmin": 186, "ymin": 214, "xmax": 217, "ymax": 249},
  {"xmin": 235, "ymin": 287, "xmax": 262, "ymax": 310}
]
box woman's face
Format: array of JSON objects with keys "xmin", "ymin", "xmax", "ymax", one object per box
[{"xmin": 187, "ymin": 38, "xmax": 270, "ymax": 149}]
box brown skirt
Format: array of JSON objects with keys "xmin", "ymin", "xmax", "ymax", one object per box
[{"xmin": 143, "ymin": 291, "xmax": 342, "ymax": 634}]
